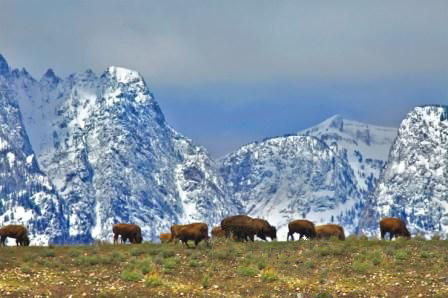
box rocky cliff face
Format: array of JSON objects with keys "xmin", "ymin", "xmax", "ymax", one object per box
[
  {"xmin": 359, "ymin": 106, "xmax": 448, "ymax": 237},
  {"xmin": 220, "ymin": 135, "xmax": 362, "ymax": 239},
  {"xmin": 220, "ymin": 116, "xmax": 397, "ymax": 239},
  {"xmin": 1, "ymin": 55, "xmax": 238, "ymax": 243},
  {"xmin": 0, "ymin": 55, "xmax": 68, "ymax": 245}
]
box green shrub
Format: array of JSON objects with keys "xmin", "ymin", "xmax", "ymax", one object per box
[
  {"xmin": 121, "ymin": 270, "xmax": 143, "ymax": 282},
  {"xmin": 318, "ymin": 246, "xmax": 330, "ymax": 257},
  {"xmin": 394, "ymin": 249, "xmax": 408, "ymax": 261},
  {"xmin": 41, "ymin": 249, "xmax": 56, "ymax": 258},
  {"xmin": 367, "ymin": 250, "xmax": 383, "ymax": 266},
  {"xmin": 138, "ymin": 259, "xmax": 152, "ymax": 274},
  {"xmin": 21, "ymin": 266, "xmax": 32, "ymax": 274},
  {"xmin": 130, "ymin": 247, "xmax": 146, "ymax": 257},
  {"xmin": 352, "ymin": 260, "xmax": 371, "ymax": 274},
  {"xmin": 111, "ymin": 251, "xmax": 126, "ymax": 262},
  {"xmin": 237, "ymin": 265, "xmax": 259, "ymax": 277},
  {"xmin": 161, "ymin": 249, "xmax": 175, "ymax": 258},
  {"xmin": 260, "ymin": 268, "xmax": 278, "ymax": 282},
  {"xmin": 68, "ymin": 249, "xmax": 81, "ymax": 258},
  {"xmin": 162, "ymin": 257, "xmax": 178, "ymax": 272},
  {"xmin": 145, "ymin": 271, "xmax": 162, "ymax": 287},
  {"xmin": 257, "ymin": 260, "xmax": 267, "ymax": 270},
  {"xmin": 22, "ymin": 253, "xmax": 36, "ymax": 263},
  {"xmin": 305, "ymin": 260, "xmax": 315, "ymax": 269},
  {"xmin": 189, "ymin": 259, "xmax": 201, "ymax": 268},
  {"xmin": 148, "ymin": 248, "xmax": 159, "ymax": 256},
  {"xmin": 201, "ymin": 273, "xmax": 209, "ymax": 289}
]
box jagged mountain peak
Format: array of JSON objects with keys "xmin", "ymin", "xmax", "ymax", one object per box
[
  {"xmin": 0, "ymin": 54, "xmax": 10, "ymax": 76},
  {"xmin": 105, "ymin": 66, "xmax": 145, "ymax": 86},
  {"xmin": 3, "ymin": 59, "xmax": 236, "ymax": 243},
  {"xmin": 40, "ymin": 68, "xmax": 61, "ymax": 85},
  {"xmin": 359, "ymin": 104, "xmax": 448, "ymax": 237}
]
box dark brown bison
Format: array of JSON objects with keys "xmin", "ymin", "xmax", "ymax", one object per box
[
  {"xmin": 380, "ymin": 217, "xmax": 411, "ymax": 240},
  {"xmin": 221, "ymin": 215, "xmax": 252, "ymax": 240},
  {"xmin": 0, "ymin": 225, "xmax": 30, "ymax": 246},
  {"xmin": 221, "ymin": 215, "xmax": 276, "ymax": 242},
  {"xmin": 252, "ymin": 218, "xmax": 277, "ymax": 241},
  {"xmin": 316, "ymin": 224, "xmax": 345, "ymax": 240},
  {"xmin": 170, "ymin": 224, "xmax": 189, "ymax": 243},
  {"xmin": 159, "ymin": 233, "xmax": 171, "ymax": 243},
  {"xmin": 211, "ymin": 226, "xmax": 226, "ymax": 238},
  {"xmin": 287, "ymin": 219, "xmax": 316, "ymax": 241},
  {"xmin": 112, "ymin": 223, "xmax": 143, "ymax": 244},
  {"xmin": 172, "ymin": 222, "xmax": 209, "ymax": 248}
]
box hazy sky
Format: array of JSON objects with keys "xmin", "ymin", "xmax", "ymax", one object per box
[{"xmin": 1, "ymin": 1, "xmax": 447, "ymax": 156}]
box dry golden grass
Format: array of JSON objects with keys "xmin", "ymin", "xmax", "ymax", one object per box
[{"xmin": 0, "ymin": 238, "xmax": 447, "ymax": 297}]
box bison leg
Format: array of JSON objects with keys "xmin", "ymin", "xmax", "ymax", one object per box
[
  {"xmin": 287, "ymin": 232, "xmax": 294, "ymax": 241},
  {"xmin": 380, "ymin": 229, "xmax": 385, "ymax": 240},
  {"xmin": 0, "ymin": 236, "xmax": 6, "ymax": 246},
  {"xmin": 183, "ymin": 240, "xmax": 190, "ymax": 248},
  {"xmin": 113, "ymin": 233, "xmax": 119, "ymax": 244}
]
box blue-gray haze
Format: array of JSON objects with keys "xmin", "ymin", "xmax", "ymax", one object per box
[{"xmin": 1, "ymin": 1, "xmax": 447, "ymax": 156}]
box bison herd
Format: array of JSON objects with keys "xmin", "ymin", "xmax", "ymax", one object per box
[{"xmin": 0, "ymin": 217, "xmax": 412, "ymax": 247}]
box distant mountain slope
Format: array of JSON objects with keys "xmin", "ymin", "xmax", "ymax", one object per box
[
  {"xmin": 2, "ymin": 54, "xmax": 238, "ymax": 242},
  {"xmin": 301, "ymin": 115, "xmax": 397, "ymax": 195},
  {"xmin": 359, "ymin": 105, "xmax": 448, "ymax": 237},
  {"xmin": 220, "ymin": 116, "xmax": 397, "ymax": 239},
  {"xmin": 0, "ymin": 55, "xmax": 68, "ymax": 245},
  {"xmin": 220, "ymin": 135, "xmax": 361, "ymax": 239}
]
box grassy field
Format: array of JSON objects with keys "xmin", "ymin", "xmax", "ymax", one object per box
[{"xmin": 0, "ymin": 237, "xmax": 447, "ymax": 297}]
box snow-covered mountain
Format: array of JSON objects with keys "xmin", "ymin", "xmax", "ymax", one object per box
[
  {"xmin": 220, "ymin": 116, "xmax": 397, "ymax": 239},
  {"xmin": 220, "ymin": 135, "xmax": 362, "ymax": 239},
  {"xmin": 0, "ymin": 55, "xmax": 68, "ymax": 245},
  {"xmin": 359, "ymin": 105, "xmax": 448, "ymax": 237},
  {"xmin": 1, "ymin": 54, "xmax": 238, "ymax": 243},
  {"xmin": 301, "ymin": 115, "xmax": 397, "ymax": 199}
]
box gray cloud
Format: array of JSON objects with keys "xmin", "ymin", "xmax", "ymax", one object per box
[{"xmin": 1, "ymin": 1, "xmax": 447, "ymax": 156}]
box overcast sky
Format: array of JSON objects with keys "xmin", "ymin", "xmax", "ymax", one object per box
[{"xmin": 1, "ymin": 1, "xmax": 447, "ymax": 156}]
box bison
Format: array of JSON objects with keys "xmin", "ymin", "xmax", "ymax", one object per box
[
  {"xmin": 159, "ymin": 233, "xmax": 171, "ymax": 243},
  {"xmin": 0, "ymin": 225, "xmax": 30, "ymax": 246},
  {"xmin": 172, "ymin": 222, "xmax": 209, "ymax": 248},
  {"xmin": 221, "ymin": 215, "xmax": 276, "ymax": 242},
  {"xmin": 170, "ymin": 224, "xmax": 189, "ymax": 243},
  {"xmin": 287, "ymin": 219, "xmax": 316, "ymax": 241},
  {"xmin": 316, "ymin": 224, "xmax": 345, "ymax": 240},
  {"xmin": 221, "ymin": 215, "xmax": 252, "ymax": 240},
  {"xmin": 211, "ymin": 226, "xmax": 226, "ymax": 238},
  {"xmin": 112, "ymin": 223, "xmax": 143, "ymax": 244},
  {"xmin": 380, "ymin": 217, "xmax": 411, "ymax": 240},
  {"xmin": 252, "ymin": 218, "xmax": 277, "ymax": 241}
]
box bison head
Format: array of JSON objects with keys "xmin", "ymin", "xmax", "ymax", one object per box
[
  {"xmin": 266, "ymin": 226, "xmax": 277, "ymax": 240},
  {"xmin": 134, "ymin": 234, "xmax": 143, "ymax": 244},
  {"xmin": 402, "ymin": 227, "xmax": 411, "ymax": 238},
  {"xmin": 23, "ymin": 236, "xmax": 30, "ymax": 246}
]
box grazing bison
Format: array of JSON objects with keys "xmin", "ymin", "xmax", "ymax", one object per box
[
  {"xmin": 160, "ymin": 233, "xmax": 171, "ymax": 243},
  {"xmin": 253, "ymin": 218, "xmax": 277, "ymax": 241},
  {"xmin": 316, "ymin": 224, "xmax": 345, "ymax": 240},
  {"xmin": 0, "ymin": 225, "xmax": 30, "ymax": 246},
  {"xmin": 170, "ymin": 224, "xmax": 189, "ymax": 243},
  {"xmin": 221, "ymin": 215, "xmax": 253, "ymax": 240},
  {"xmin": 211, "ymin": 226, "xmax": 226, "ymax": 238},
  {"xmin": 221, "ymin": 215, "xmax": 276, "ymax": 242},
  {"xmin": 287, "ymin": 219, "xmax": 316, "ymax": 241},
  {"xmin": 112, "ymin": 224, "xmax": 143, "ymax": 244},
  {"xmin": 172, "ymin": 222, "xmax": 209, "ymax": 248},
  {"xmin": 380, "ymin": 217, "xmax": 411, "ymax": 240}
]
